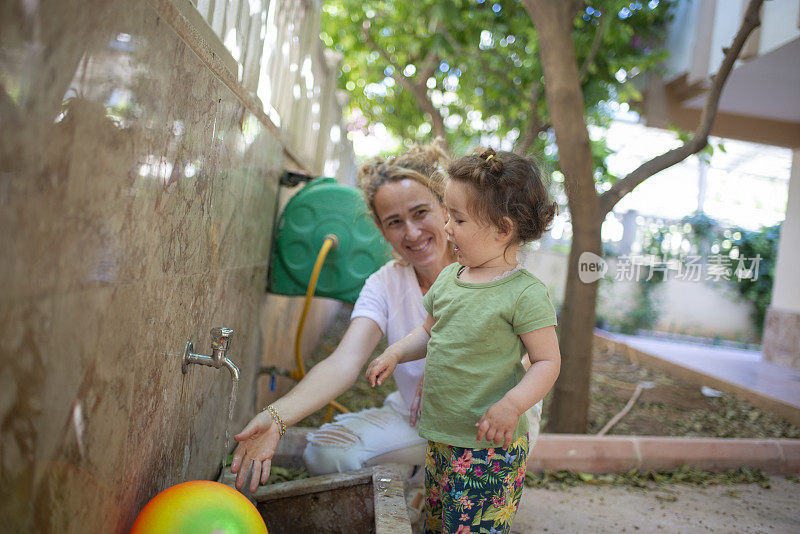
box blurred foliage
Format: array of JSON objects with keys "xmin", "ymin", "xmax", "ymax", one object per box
[
  {"xmin": 321, "ymin": 0, "xmax": 673, "ymax": 178},
  {"xmin": 608, "ymin": 210, "xmax": 670, "ymax": 334},
  {"xmin": 729, "ymin": 224, "xmax": 781, "ymax": 336},
  {"xmin": 613, "ymin": 278, "xmax": 661, "ymax": 334}
]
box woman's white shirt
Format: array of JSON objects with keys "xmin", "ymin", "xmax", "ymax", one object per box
[{"xmin": 351, "ymin": 259, "xmax": 429, "ymax": 415}]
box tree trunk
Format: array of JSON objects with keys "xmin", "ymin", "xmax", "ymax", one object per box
[
  {"xmin": 523, "ymin": 0, "xmax": 600, "ymax": 433},
  {"xmin": 551, "ymin": 223, "xmax": 601, "ymax": 432}
]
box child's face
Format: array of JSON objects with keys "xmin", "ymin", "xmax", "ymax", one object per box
[{"xmin": 443, "ymin": 180, "xmax": 511, "ymax": 268}]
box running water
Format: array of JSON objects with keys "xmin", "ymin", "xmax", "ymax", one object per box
[{"xmin": 221, "ymin": 380, "xmax": 239, "ymax": 477}]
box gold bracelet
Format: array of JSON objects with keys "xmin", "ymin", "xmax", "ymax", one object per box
[{"xmin": 263, "ymin": 404, "xmax": 286, "ymax": 437}]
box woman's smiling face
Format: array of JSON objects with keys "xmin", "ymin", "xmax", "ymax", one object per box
[{"xmin": 373, "ymin": 178, "xmax": 449, "ymax": 268}]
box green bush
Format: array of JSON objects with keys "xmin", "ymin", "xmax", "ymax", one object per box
[{"xmin": 729, "ymin": 224, "xmax": 781, "ymax": 338}]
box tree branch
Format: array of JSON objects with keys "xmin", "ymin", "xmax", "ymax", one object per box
[
  {"xmin": 598, "ymin": 0, "xmax": 764, "ymax": 218},
  {"xmin": 361, "ymin": 23, "xmax": 448, "ymax": 141},
  {"xmin": 579, "ymin": 12, "xmax": 608, "ymax": 82},
  {"xmin": 514, "ymin": 83, "xmax": 545, "ymax": 155},
  {"xmin": 418, "ymin": 48, "xmax": 440, "ymax": 83}
]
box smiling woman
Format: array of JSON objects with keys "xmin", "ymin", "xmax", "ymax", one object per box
[{"xmin": 230, "ymin": 139, "xmax": 456, "ymax": 491}]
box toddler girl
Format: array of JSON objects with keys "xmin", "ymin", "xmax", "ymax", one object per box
[{"xmin": 366, "ymin": 148, "xmax": 561, "ymax": 534}]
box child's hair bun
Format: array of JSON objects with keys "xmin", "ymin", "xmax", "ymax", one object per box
[{"xmin": 478, "ymin": 148, "xmax": 504, "ymax": 179}]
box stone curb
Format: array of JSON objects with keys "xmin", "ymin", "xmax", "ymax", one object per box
[{"xmin": 528, "ymin": 434, "xmax": 800, "ymax": 474}]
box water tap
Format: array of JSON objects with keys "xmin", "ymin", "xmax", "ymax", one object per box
[{"xmin": 182, "ymin": 327, "xmax": 240, "ymax": 381}]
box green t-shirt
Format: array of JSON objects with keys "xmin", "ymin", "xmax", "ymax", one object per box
[{"xmin": 419, "ymin": 262, "xmax": 557, "ymax": 448}]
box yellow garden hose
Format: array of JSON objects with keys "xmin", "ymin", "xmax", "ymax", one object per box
[{"xmin": 292, "ymin": 234, "xmax": 349, "ymax": 421}]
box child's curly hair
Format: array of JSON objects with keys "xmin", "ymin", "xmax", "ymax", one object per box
[
  {"xmin": 446, "ymin": 147, "xmax": 557, "ymax": 243},
  {"xmin": 357, "ymin": 138, "xmax": 449, "ymax": 223}
]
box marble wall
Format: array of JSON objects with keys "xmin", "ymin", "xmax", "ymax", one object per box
[{"xmin": 0, "ymin": 0, "xmax": 338, "ymax": 531}]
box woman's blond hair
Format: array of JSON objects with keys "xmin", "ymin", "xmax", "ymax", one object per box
[{"xmin": 357, "ymin": 138, "xmax": 449, "ymax": 224}]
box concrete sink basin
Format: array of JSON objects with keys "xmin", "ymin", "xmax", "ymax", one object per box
[{"xmin": 220, "ymin": 430, "xmax": 412, "ymax": 533}]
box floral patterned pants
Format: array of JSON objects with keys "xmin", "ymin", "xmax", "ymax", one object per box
[{"xmin": 424, "ymin": 434, "xmax": 529, "ymax": 534}]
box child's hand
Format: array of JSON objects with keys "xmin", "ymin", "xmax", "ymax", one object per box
[
  {"xmin": 475, "ymin": 397, "xmax": 522, "ymax": 449},
  {"xmin": 366, "ymin": 351, "xmax": 400, "ymax": 387}
]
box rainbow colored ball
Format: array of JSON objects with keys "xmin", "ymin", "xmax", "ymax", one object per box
[{"xmin": 131, "ymin": 480, "xmax": 268, "ymax": 534}]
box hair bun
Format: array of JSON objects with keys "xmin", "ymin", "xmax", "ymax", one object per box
[{"xmin": 478, "ymin": 148, "xmax": 504, "ymax": 178}]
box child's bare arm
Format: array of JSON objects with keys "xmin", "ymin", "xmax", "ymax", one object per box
[
  {"xmin": 476, "ymin": 326, "xmax": 561, "ymax": 448},
  {"xmin": 366, "ymin": 314, "xmax": 436, "ymax": 387},
  {"xmin": 505, "ymin": 326, "xmax": 561, "ymax": 413}
]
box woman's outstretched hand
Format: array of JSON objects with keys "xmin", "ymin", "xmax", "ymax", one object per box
[
  {"xmin": 230, "ymin": 411, "xmax": 281, "ymax": 493},
  {"xmin": 366, "ymin": 351, "xmax": 399, "ymax": 387}
]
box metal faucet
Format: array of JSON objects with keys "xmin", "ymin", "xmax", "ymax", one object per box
[{"xmin": 182, "ymin": 327, "xmax": 240, "ymax": 381}]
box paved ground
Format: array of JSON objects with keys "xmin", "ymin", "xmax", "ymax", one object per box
[{"xmin": 511, "ymin": 477, "xmax": 799, "ymax": 533}]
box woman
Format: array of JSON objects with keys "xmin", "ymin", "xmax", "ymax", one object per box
[{"xmin": 231, "ymin": 141, "xmax": 453, "ymax": 492}]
